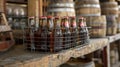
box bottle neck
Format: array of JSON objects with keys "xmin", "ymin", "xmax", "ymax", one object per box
[
  {"xmin": 42, "ymin": 19, "xmax": 47, "ymax": 28},
  {"xmin": 71, "ymin": 19, "xmax": 77, "ymax": 28},
  {"xmin": 29, "ymin": 18, "xmax": 35, "ymax": 27},
  {"xmin": 62, "ymin": 19, "xmax": 69, "ymax": 28},
  {"xmin": 47, "ymin": 19, "xmax": 54, "ymax": 30},
  {"xmin": 78, "ymin": 19, "xmax": 84, "ymax": 27},
  {"xmin": 55, "ymin": 19, "xmax": 61, "ymax": 28}
]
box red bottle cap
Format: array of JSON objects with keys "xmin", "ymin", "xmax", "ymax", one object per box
[
  {"xmin": 47, "ymin": 16, "xmax": 54, "ymax": 19},
  {"xmin": 55, "ymin": 16, "xmax": 60, "ymax": 19},
  {"xmin": 40, "ymin": 16, "xmax": 47, "ymax": 19}
]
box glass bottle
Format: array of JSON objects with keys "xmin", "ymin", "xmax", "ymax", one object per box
[
  {"xmin": 27, "ymin": 17, "xmax": 36, "ymax": 51},
  {"xmin": 78, "ymin": 17, "xmax": 86, "ymax": 45},
  {"xmin": 61, "ymin": 17, "xmax": 71, "ymax": 49},
  {"xmin": 70, "ymin": 16, "xmax": 78, "ymax": 47},
  {"xmin": 53, "ymin": 16, "xmax": 63, "ymax": 51},
  {"xmin": 83, "ymin": 18, "xmax": 90, "ymax": 44},
  {"xmin": 40, "ymin": 16, "xmax": 48, "ymax": 51},
  {"xmin": 47, "ymin": 16, "xmax": 54, "ymax": 52}
]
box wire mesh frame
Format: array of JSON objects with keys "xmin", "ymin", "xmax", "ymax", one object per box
[{"xmin": 22, "ymin": 26, "xmax": 90, "ymax": 52}]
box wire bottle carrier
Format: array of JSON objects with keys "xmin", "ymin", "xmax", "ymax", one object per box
[{"xmin": 23, "ymin": 16, "xmax": 90, "ymax": 52}]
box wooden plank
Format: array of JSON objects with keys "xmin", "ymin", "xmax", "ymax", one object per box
[
  {"xmin": 0, "ymin": 38, "xmax": 109, "ymax": 67},
  {"xmin": 107, "ymin": 33, "xmax": 120, "ymax": 43}
]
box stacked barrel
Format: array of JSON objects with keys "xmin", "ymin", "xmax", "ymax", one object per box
[
  {"xmin": 47, "ymin": 0, "xmax": 75, "ymax": 17},
  {"xmin": 101, "ymin": 1, "xmax": 118, "ymax": 35},
  {"xmin": 75, "ymin": 0, "xmax": 107, "ymax": 38}
]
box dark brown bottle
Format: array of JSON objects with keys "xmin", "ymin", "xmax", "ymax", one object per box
[
  {"xmin": 69, "ymin": 16, "xmax": 78, "ymax": 47},
  {"xmin": 61, "ymin": 17, "xmax": 71, "ymax": 49},
  {"xmin": 83, "ymin": 18, "xmax": 90, "ymax": 44},
  {"xmin": 78, "ymin": 17, "xmax": 86, "ymax": 45},
  {"xmin": 47, "ymin": 16, "xmax": 54, "ymax": 52},
  {"xmin": 26, "ymin": 17, "xmax": 35, "ymax": 42},
  {"xmin": 34, "ymin": 16, "xmax": 44, "ymax": 49},
  {"xmin": 40, "ymin": 16, "xmax": 48, "ymax": 51},
  {"xmin": 53, "ymin": 16, "xmax": 63, "ymax": 51},
  {"xmin": 26, "ymin": 17, "xmax": 36, "ymax": 50}
]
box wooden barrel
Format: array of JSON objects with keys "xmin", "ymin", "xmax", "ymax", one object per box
[
  {"xmin": 84, "ymin": 16, "xmax": 106, "ymax": 38},
  {"xmin": 47, "ymin": 0, "xmax": 75, "ymax": 17},
  {"xmin": 75, "ymin": 0, "xmax": 101, "ymax": 16},
  {"xmin": 101, "ymin": 2, "xmax": 119, "ymax": 17},
  {"xmin": 49, "ymin": 0, "xmax": 73, "ymax": 3},
  {"xmin": 106, "ymin": 16, "xmax": 117, "ymax": 35},
  {"xmin": 6, "ymin": 3, "xmax": 27, "ymax": 16},
  {"xmin": 117, "ymin": 17, "xmax": 120, "ymax": 33}
]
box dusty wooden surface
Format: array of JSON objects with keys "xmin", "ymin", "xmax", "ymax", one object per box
[
  {"xmin": 107, "ymin": 33, "xmax": 120, "ymax": 43},
  {"xmin": 0, "ymin": 38, "xmax": 109, "ymax": 67}
]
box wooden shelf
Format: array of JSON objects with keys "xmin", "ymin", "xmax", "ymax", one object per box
[
  {"xmin": 0, "ymin": 38, "xmax": 108, "ymax": 67},
  {"xmin": 107, "ymin": 33, "xmax": 120, "ymax": 43},
  {"xmin": 0, "ymin": 34, "xmax": 120, "ymax": 67}
]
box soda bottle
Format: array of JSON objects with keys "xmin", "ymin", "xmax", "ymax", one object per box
[
  {"xmin": 33, "ymin": 16, "xmax": 44, "ymax": 49},
  {"xmin": 61, "ymin": 17, "xmax": 71, "ymax": 49},
  {"xmin": 78, "ymin": 17, "xmax": 86, "ymax": 45},
  {"xmin": 47, "ymin": 16, "xmax": 54, "ymax": 52},
  {"xmin": 83, "ymin": 18, "xmax": 90, "ymax": 44},
  {"xmin": 27, "ymin": 17, "xmax": 36, "ymax": 51},
  {"xmin": 53, "ymin": 16, "xmax": 63, "ymax": 51},
  {"xmin": 69, "ymin": 16, "xmax": 78, "ymax": 47},
  {"xmin": 40, "ymin": 16, "xmax": 48, "ymax": 51}
]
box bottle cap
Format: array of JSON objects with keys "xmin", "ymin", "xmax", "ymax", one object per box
[
  {"xmin": 47, "ymin": 16, "xmax": 54, "ymax": 19},
  {"xmin": 40, "ymin": 16, "xmax": 47, "ymax": 19},
  {"xmin": 55, "ymin": 16, "xmax": 60, "ymax": 19}
]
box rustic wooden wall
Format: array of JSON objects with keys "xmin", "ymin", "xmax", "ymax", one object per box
[
  {"xmin": 0, "ymin": 0, "xmax": 5, "ymax": 12},
  {"xmin": 28, "ymin": 0, "xmax": 43, "ymax": 17}
]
